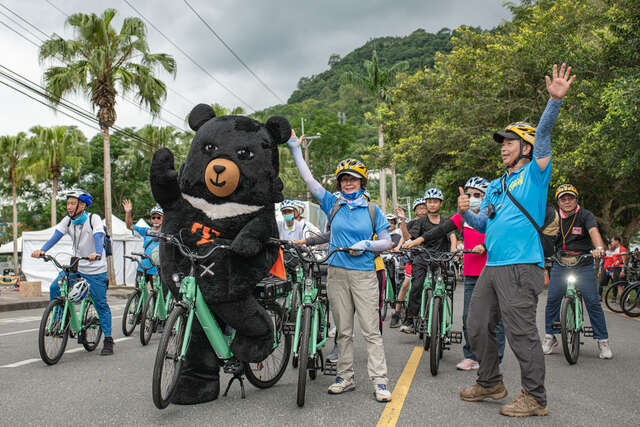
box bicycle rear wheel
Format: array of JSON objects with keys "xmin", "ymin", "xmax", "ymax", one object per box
[
  {"xmin": 621, "ymin": 283, "xmax": 640, "ymax": 317},
  {"xmin": 603, "ymin": 282, "xmax": 624, "ymax": 313},
  {"xmin": 245, "ymin": 302, "xmax": 291, "ymax": 388},
  {"xmin": 560, "ymin": 296, "xmax": 580, "ymax": 364},
  {"xmin": 122, "ymin": 290, "xmax": 141, "ymax": 336},
  {"xmin": 152, "ymin": 306, "xmax": 187, "ymax": 409},
  {"xmin": 296, "ymin": 306, "xmax": 312, "ymax": 407},
  {"xmin": 140, "ymin": 291, "xmax": 157, "ymax": 346},
  {"xmin": 81, "ymin": 299, "xmax": 103, "ymax": 351},
  {"xmin": 429, "ymin": 297, "xmax": 442, "ymax": 376},
  {"xmin": 38, "ymin": 299, "xmax": 69, "ymax": 365}
]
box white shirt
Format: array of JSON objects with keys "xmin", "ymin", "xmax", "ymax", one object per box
[
  {"xmin": 55, "ymin": 214, "xmax": 107, "ymax": 275},
  {"xmin": 277, "ymin": 219, "xmax": 309, "ymax": 241}
]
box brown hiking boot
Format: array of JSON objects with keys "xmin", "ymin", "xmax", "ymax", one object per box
[
  {"xmin": 460, "ymin": 381, "xmax": 508, "ymax": 402},
  {"xmin": 499, "ymin": 389, "xmax": 548, "ymax": 417}
]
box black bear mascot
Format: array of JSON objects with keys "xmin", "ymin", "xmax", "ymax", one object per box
[{"xmin": 150, "ymin": 103, "xmax": 290, "ymax": 404}]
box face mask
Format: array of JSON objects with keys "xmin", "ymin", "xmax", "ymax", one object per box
[
  {"xmin": 71, "ymin": 211, "xmax": 88, "ymax": 225},
  {"xmin": 469, "ymin": 196, "xmax": 483, "ymax": 212},
  {"xmin": 283, "ymin": 214, "xmax": 294, "ymax": 222},
  {"xmin": 341, "ymin": 189, "xmax": 364, "ymax": 201}
]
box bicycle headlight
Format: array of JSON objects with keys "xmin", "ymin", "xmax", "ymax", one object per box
[
  {"xmin": 172, "ymin": 273, "xmax": 182, "ymax": 284},
  {"xmin": 567, "ymin": 275, "xmax": 576, "ymax": 284}
]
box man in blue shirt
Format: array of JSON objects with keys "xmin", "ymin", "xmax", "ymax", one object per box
[
  {"xmin": 123, "ymin": 200, "xmax": 162, "ymax": 285},
  {"xmin": 457, "ymin": 64, "xmax": 575, "ymax": 417}
]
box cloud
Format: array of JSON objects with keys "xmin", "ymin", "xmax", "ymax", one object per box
[{"xmin": 0, "ymin": 0, "xmax": 511, "ymax": 137}]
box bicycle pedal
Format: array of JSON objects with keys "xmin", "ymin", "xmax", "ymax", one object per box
[
  {"xmin": 223, "ymin": 359, "xmax": 243, "ymax": 375},
  {"xmin": 323, "ymin": 360, "xmax": 337, "ymax": 376},
  {"xmin": 450, "ymin": 330, "xmax": 463, "ymax": 344},
  {"xmin": 583, "ymin": 326, "xmax": 594, "ymax": 338}
]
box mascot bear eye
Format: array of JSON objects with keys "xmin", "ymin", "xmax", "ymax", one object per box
[
  {"xmin": 236, "ymin": 148, "xmax": 254, "ymax": 160},
  {"xmin": 204, "ymin": 143, "xmax": 218, "ymax": 152}
]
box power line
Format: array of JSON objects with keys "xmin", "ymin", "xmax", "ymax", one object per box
[
  {"xmin": 38, "ymin": 0, "xmax": 188, "ymax": 130},
  {"xmin": 0, "ymin": 8, "xmax": 45, "ymax": 43},
  {"xmin": 0, "ymin": 3, "xmax": 49, "ymax": 39},
  {"xmin": 182, "ymin": 0, "xmax": 284, "ymax": 104},
  {"xmin": 121, "ymin": 0, "xmax": 255, "ymax": 112}
]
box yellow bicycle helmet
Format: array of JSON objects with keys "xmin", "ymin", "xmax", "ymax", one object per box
[
  {"xmin": 335, "ymin": 159, "xmax": 368, "ymax": 187},
  {"xmin": 555, "ymin": 184, "xmax": 579, "ymax": 199},
  {"xmin": 494, "ymin": 122, "xmax": 536, "ymax": 145}
]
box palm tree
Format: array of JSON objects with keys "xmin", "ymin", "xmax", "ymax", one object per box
[
  {"xmin": 28, "ymin": 125, "xmax": 88, "ymax": 227},
  {"xmin": 39, "ymin": 8, "xmax": 176, "ymax": 285},
  {"xmin": 0, "ymin": 133, "xmax": 29, "ymax": 275},
  {"xmin": 343, "ymin": 49, "xmax": 407, "ymax": 212}
]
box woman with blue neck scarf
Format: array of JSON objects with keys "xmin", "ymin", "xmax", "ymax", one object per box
[
  {"xmin": 287, "ymin": 131, "xmax": 393, "ymax": 403},
  {"xmin": 31, "ymin": 189, "xmax": 114, "ymax": 356}
]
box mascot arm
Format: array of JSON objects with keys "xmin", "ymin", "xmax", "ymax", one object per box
[
  {"xmin": 230, "ymin": 216, "xmax": 272, "ymax": 257},
  {"xmin": 150, "ymin": 147, "xmax": 182, "ymax": 208}
]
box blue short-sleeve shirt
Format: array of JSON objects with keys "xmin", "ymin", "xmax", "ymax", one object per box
[
  {"xmin": 319, "ymin": 192, "xmax": 390, "ymax": 271},
  {"xmin": 481, "ymin": 159, "xmax": 552, "ymax": 268},
  {"xmin": 132, "ymin": 225, "xmax": 159, "ymax": 275}
]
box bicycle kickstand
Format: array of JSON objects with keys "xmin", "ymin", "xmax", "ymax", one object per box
[{"xmin": 223, "ymin": 359, "xmax": 246, "ymax": 399}]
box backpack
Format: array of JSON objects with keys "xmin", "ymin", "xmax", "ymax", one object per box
[{"xmin": 68, "ymin": 213, "xmax": 113, "ymax": 257}]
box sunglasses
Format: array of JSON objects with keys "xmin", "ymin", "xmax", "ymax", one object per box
[
  {"xmin": 151, "ymin": 216, "xmax": 162, "ymax": 220},
  {"xmin": 465, "ymin": 192, "xmax": 483, "ymax": 198}
]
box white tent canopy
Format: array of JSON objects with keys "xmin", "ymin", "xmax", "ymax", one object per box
[
  {"xmin": 0, "ymin": 237, "xmax": 22, "ymax": 255},
  {"xmin": 135, "ymin": 218, "xmax": 150, "ymax": 228},
  {"xmin": 21, "ymin": 214, "xmax": 145, "ymax": 291}
]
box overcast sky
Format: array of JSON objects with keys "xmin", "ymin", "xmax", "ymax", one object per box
[{"xmin": 0, "ymin": 0, "xmax": 512, "ymax": 137}]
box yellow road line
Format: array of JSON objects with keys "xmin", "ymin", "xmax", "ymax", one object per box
[
  {"xmin": 603, "ymin": 306, "xmax": 640, "ymax": 321},
  {"xmin": 377, "ymin": 346, "xmax": 423, "ymax": 427}
]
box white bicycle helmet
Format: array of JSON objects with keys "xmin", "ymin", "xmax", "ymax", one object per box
[
  {"xmin": 65, "ymin": 189, "xmax": 93, "ymax": 207},
  {"xmin": 293, "ymin": 200, "xmax": 305, "ymax": 215},
  {"xmin": 385, "ymin": 213, "xmax": 397, "ymax": 221},
  {"xmin": 412, "ymin": 197, "xmax": 426, "ymax": 210},
  {"xmin": 279, "ymin": 200, "xmax": 298, "ymax": 212},
  {"xmin": 150, "ymin": 246, "xmax": 160, "ymax": 266},
  {"xmin": 424, "ymin": 188, "xmax": 443, "ymax": 201},
  {"xmin": 150, "ymin": 205, "xmax": 164, "ymax": 216},
  {"xmin": 464, "ymin": 176, "xmax": 489, "ymax": 193},
  {"xmin": 68, "ymin": 278, "xmax": 90, "ymax": 303}
]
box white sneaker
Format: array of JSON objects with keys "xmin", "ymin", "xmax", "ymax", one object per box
[
  {"xmin": 328, "ymin": 326, "xmax": 336, "ymax": 338},
  {"xmin": 542, "ymin": 336, "xmax": 558, "ymax": 355},
  {"xmin": 374, "ymin": 383, "xmax": 392, "ymax": 402},
  {"xmin": 456, "ymin": 358, "xmax": 480, "ymax": 371},
  {"xmin": 598, "ymin": 341, "xmax": 613, "ymax": 359},
  {"xmin": 328, "ymin": 376, "xmax": 356, "ymax": 394}
]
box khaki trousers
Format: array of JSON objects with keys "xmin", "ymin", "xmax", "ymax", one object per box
[{"xmin": 327, "ymin": 266, "xmax": 388, "ymax": 384}]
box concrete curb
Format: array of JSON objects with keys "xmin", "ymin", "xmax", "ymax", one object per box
[{"xmin": 0, "ymin": 286, "xmax": 133, "ymax": 312}]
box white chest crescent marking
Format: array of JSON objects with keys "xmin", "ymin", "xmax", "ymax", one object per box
[{"xmin": 182, "ymin": 193, "xmax": 262, "ymax": 220}]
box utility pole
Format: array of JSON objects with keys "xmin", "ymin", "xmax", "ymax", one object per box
[{"xmin": 300, "ymin": 117, "xmax": 321, "ymax": 202}]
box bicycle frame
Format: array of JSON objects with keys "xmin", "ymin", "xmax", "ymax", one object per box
[
  {"xmin": 151, "ymin": 276, "xmax": 172, "ymax": 321},
  {"xmin": 426, "ymin": 265, "xmax": 453, "ymax": 339},
  {"xmin": 565, "ymin": 278, "xmax": 584, "ymax": 332},
  {"xmin": 293, "ymin": 268, "xmax": 328, "ymax": 359}
]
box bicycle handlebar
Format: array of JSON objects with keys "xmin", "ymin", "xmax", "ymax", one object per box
[
  {"xmin": 397, "ymin": 247, "xmax": 471, "ymax": 262},
  {"xmin": 547, "ymin": 252, "xmax": 593, "ymax": 268},
  {"xmin": 269, "ymin": 238, "xmax": 352, "ymax": 264},
  {"xmin": 39, "ymin": 254, "xmax": 92, "ymax": 271},
  {"xmin": 146, "ymin": 230, "xmax": 230, "ymax": 261}
]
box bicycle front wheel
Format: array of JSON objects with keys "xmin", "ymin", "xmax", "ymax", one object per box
[
  {"xmin": 122, "ymin": 290, "xmax": 141, "ymax": 336},
  {"xmin": 603, "ymin": 282, "xmax": 624, "ymax": 313},
  {"xmin": 429, "ymin": 297, "xmax": 442, "ymax": 376},
  {"xmin": 140, "ymin": 291, "xmax": 157, "ymax": 346},
  {"xmin": 296, "ymin": 306, "xmax": 312, "ymax": 407},
  {"xmin": 245, "ymin": 302, "xmax": 291, "ymax": 388},
  {"xmin": 152, "ymin": 305, "xmax": 187, "ymax": 409},
  {"xmin": 560, "ymin": 296, "xmax": 580, "ymax": 364},
  {"xmin": 621, "ymin": 282, "xmax": 640, "ymax": 317},
  {"xmin": 81, "ymin": 299, "xmax": 103, "ymax": 351},
  {"xmin": 38, "ymin": 299, "xmax": 69, "ymax": 365}
]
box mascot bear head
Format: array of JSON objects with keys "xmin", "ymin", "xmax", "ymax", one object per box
[{"xmin": 180, "ymin": 103, "xmax": 291, "ymax": 208}]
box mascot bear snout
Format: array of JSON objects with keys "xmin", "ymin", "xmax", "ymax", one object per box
[{"xmin": 205, "ymin": 158, "xmax": 239, "ymax": 197}]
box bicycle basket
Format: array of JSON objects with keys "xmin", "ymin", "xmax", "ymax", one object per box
[{"xmin": 255, "ymin": 275, "xmax": 290, "ymax": 300}]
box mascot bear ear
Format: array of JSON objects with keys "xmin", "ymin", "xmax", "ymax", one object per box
[
  {"xmin": 265, "ymin": 116, "xmax": 292, "ymax": 145},
  {"xmin": 188, "ymin": 103, "xmax": 216, "ymax": 131}
]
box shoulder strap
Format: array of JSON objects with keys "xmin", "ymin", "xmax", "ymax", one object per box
[
  {"xmin": 328, "ymin": 199, "xmax": 342, "ymax": 228},
  {"xmin": 367, "ymin": 202, "xmax": 376, "ymax": 239},
  {"xmin": 88, "ymin": 213, "xmax": 94, "ymax": 231},
  {"xmin": 505, "ymin": 188, "xmax": 542, "ymax": 236}
]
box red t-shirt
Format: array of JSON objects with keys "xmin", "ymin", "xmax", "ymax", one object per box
[
  {"xmin": 611, "ymin": 245, "xmax": 627, "ymax": 268},
  {"xmin": 450, "ymin": 213, "xmax": 487, "ymax": 277}
]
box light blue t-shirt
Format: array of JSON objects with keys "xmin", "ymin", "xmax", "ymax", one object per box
[
  {"xmin": 319, "ymin": 192, "xmax": 390, "ymax": 271},
  {"xmin": 133, "ymin": 225, "xmax": 159, "ymax": 275},
  {"xmin": 481, "ymin": 159, "xmax": 552, "ymax": 268}
]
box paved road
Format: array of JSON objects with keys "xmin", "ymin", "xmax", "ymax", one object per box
[{"xmin": 1, "ymin": 291, "xmax": 638, "ymax": 426}]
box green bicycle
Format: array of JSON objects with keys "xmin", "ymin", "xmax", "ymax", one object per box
[
  {"xmin": 121, "ymin": 253, "xmax": 153, "ymax": 336},
  {"xmin": 380, "ymin": 254, "xmax": 400, "ymax": 321},
  {"xmin": 274, "ymin": 240, "xmax": 349, "ymax": 407},
  {"xmin": 405, "ymin": 248, "xmax": 465, "ymax": 375},
  {"xmin": 549, "ymin": 253, "xmax": 595, "ymax": 364},
  {"xmin": 37, "ymin": 255, "xmax": 103, "ymax": 365},
  {"xmin": 137, "ymin": 253, "xmax": 174, "ymax": 346},
  {"xmin": 148, "ymin": 231, "xmax": 291, "ymax": 409}
]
